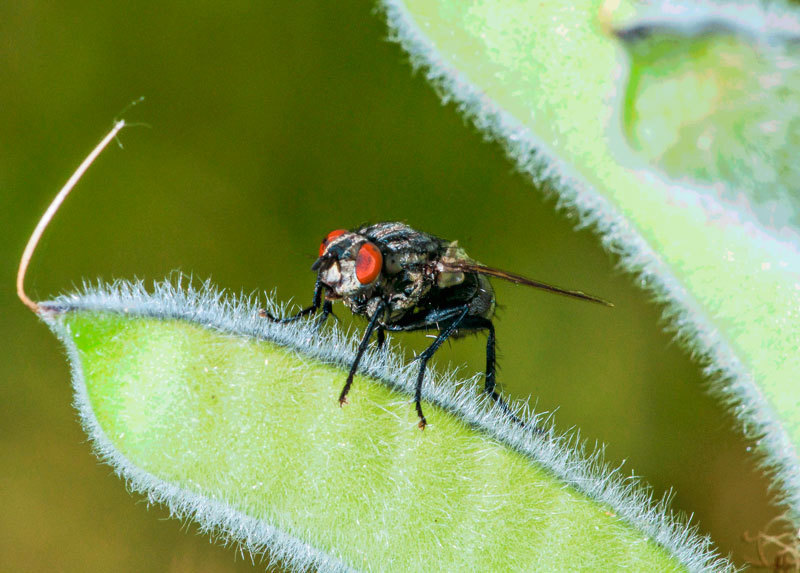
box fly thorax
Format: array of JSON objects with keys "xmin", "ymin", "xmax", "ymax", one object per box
[
  {"xmin": 385, "ymin": 267, "xmax": 431, "ymax": 304},
  {"xmin": 364, "ymin": 297, "xmax": 387, "ymax": 319},
  {"xmin": 384, "ymin": 251, "xmax": 427, "ymax": 274},
  {"xmin": 343, "ymin": 296, "xmax": 368, "ymax": 316}
]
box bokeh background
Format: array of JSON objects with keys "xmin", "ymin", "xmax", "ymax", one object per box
[{"xmin": 2, "ymin": 2, "xmax": 779, "ymax": 570}]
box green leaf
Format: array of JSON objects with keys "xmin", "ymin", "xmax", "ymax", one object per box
[
  {"xmin": 381, "ymin": 0, "xmax": 800, "ymax": 520},
  {"xmin": 619, "ymin": 14, "xmax": 800, "ymax": 228},
  {"xmin": 41, "ymin": 280, "xmax": 730, "ymax": 571}
]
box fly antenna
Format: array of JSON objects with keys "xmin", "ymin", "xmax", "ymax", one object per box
[{"xmin": 17, "ymin": 120, "xmax": 126, "ymax": 313}]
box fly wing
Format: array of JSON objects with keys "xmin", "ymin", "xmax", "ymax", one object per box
[{"xmin": 438, "ymin": 260, "xmax": 614, "ymax": 307}]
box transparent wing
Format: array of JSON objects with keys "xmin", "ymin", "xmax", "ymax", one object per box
[{"xmin": 438, "ymin": 261, "xmax": 614, "ymax": 307}]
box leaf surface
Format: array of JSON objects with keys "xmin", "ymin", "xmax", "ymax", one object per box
[{"xmin": 41, "ymin": 280, "xmax": 729, "ymax": 571}]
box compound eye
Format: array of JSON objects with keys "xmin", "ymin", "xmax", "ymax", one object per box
[
  {"xmin": 356, "ymin": 242, "xmax": 383, "ymax": 284},
  {"xmin": 319, "ymin": 229, "xmax": 347, "ymax": 256}
]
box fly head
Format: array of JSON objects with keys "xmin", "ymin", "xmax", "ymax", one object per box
[{"xmin": 313, "ymin": 229, "xmax": 384, "ymax": 299}]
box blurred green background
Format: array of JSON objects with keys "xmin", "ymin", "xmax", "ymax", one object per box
[{"xmin": 1, "ymin": 2, "xmax": 778, "ymax": 570}]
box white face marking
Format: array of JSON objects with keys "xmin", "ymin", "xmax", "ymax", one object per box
[
  {"xmin": 321, "ymin": 258, "xmax": 367, "ymax": 297},
  {"xmin": 320, "ymin": 262, "xmax": 341, "ymax": 286}
]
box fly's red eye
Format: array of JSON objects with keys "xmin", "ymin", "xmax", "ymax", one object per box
[
  {"xmin": 319, "ymin": 229, "xmax": 347, "ymax": 256},
  {"xmin": 356, "ymin": 242, "xmax": 382, "ymax": 284}
]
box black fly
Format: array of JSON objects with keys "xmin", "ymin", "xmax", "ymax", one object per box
[{"xmin": 264, "ymin": 222, "xmax": 612, "ymax": 429}]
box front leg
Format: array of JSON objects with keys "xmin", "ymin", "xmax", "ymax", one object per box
[
  {"xmin": 338, "ymin": 299, "xmax": 388, "ymax": 407},
  {"xmin": 314, "ymin": 300, "xmax": 334, "ymax": 330},
  {"xmin": 261, "ymin": 277, "xmax": 326, "ymax": 324}
]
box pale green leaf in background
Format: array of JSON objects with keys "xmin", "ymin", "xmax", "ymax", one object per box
[
  {"xmin": 380, "ymin": 0, "xmax": 800, "ymax": 521},
  {"xmin": 620, "ymin": 16, "xmax": 800, "ymax": 225}
]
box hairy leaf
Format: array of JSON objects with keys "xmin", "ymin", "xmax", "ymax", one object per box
[{"xmin": 41, "ymin": 280, "xmax": 730, "ymax": 571}]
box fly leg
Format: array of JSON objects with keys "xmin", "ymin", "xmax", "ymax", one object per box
[
  {"xmin": 376, "ymin": 327, "xmax": 386, "ymax": 351},
  {"xmin": 338, "ymin": 299, "xmax": 388, "ymax": 407},
  {"xmin": 457, "ymin": 316, "xmax": 526, "ymax": 428},
  {"xmin": 314, "ymin": 300, "xmax": 334, "ymax": 330},
  {"xmin": 382, "ymin": 305, "xmax": 474, "ymax": 429},
  {"xmin": 458, "ymin": 317, "xmax": 499, "ymax": 397},
  {"xmin": 260, "ymin": 277, "xmax": 328, "ymax": 327},
  {"xmin": 411, "ymin": 305, "xmax": 470, "ymax": 429}
]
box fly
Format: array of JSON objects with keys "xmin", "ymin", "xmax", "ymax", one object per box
[{"xmin": 264, "ymin": 222, "xmax": 613, "ymax": 429}]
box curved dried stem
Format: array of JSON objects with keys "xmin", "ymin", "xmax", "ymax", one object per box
[
  {"xmin": 17, "ymin": 120, "xmax": 126, "ymax": 313},
  {"xmin": 743, "ymin": 514, "xmax": 800, "ymax": 571}
]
